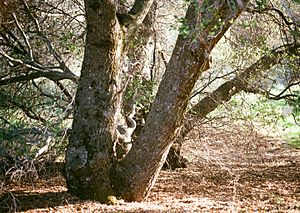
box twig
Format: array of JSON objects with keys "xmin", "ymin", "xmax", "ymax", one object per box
[{"xmin": 12, "ymin": 13, "xmax": 34, "ymax": 60}]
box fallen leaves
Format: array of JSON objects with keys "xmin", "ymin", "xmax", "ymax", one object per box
[{"xmin": 1, "ymin": 121, "xmax": 300, "ymax": 212}]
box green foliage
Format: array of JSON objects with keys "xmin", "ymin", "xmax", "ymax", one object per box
[
  {"xmin": 59, "ymin": 32, "xmax": 77, "ymax": 53},
  {"xmin": 287, "ymin": 92, "xmax": 300, "ymax": 115},
  {"xmin": 178, "ymin": 18, "xmax": 191, "ymax": 37},
  {"xmin": 211, "ymin": 93, "xmax": 300, "ymax": 149},
  {"xmin": 281, "ymin": 94, "xmax": 300, "ymax": 148},
  {"xmin": 0, "ymin": 81, "xmax": 71, "ymax": 162},
  {"xmin": 0, "ymin": 119, "xmax": 68, "ymax": 163},
  {"xmin": 288, "ymin": 138, "xmax": 300, "ymax": 149},
  {"xmin": 124, "ymin": 76, "xmax": 156, "ymax": 116},
  {"xmin": 281, "ymin": 114, "xmax": 300, "ymax": 148},
  {"xmin": 231, "ymin": 94, "xmax": 285, "ymax": 127},
  {"xmin": 0, "ymin": 120, "xmax": 37, "ymax": 160},
  {"xmin": 0, "ymin": 0, "xmax": 79, "ymax": 165},
  {"xmin": 254, "ymin": 0, "xmax": 268, "ymax": 10}
]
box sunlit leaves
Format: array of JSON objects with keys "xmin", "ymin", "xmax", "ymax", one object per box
[{"xmin": 254, "ymin": 0, "xmax": 267, "ymax": 10}]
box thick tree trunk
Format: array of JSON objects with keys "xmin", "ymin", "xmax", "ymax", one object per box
[
  {"xmin": 113, "ymin": 1, "xmax": 250, "ymax": 201},
  {"xmin": 65, "ymin": 0, "xmax": 249, "ymax": 203},
  {"xmin": 65, "ymin": 0, "xmax": 156, "ymax": 203},
  {"xmin": 65, "ymin": 1, "xmax": 123, "ymax": 203},
  {"xmin": 112, "ymin": 6, "xmax": 207, "ymax": 201}
]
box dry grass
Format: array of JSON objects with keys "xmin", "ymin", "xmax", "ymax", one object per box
[{"xmin": 1, "ymin": 120, "xmax": 300, "ymax": 212}]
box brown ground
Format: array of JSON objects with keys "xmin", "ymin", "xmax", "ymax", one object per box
[{"xmin": 1, "ymin": 121, "xmax": 300, "ymax": 212}]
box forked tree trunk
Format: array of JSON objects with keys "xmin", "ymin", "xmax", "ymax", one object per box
[
  {"xmin": 65, "ymin": 0, "xmax": 155, "ymax": 203},
  {"xmin": 65, "ymin": 0, "xmax": 250, "ymax": 203}
]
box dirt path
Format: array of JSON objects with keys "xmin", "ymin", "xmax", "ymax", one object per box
[{"xmin": 1, "ymin": 122, "xmax": 300, "ymax": 212}]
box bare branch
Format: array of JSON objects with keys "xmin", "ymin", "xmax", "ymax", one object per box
[
  {"xmin": 0, "ymin": 70, "xmax": 77, "ymax": 86},
  {"xmin": 55, "ymin": 81, "xmax": 73, "ymax": 101},
  {"xmin": 11, "ymin": 13, "xmax": 34, "ymax": 60},
  {"xmin": 0, "ymin": 49, "xmax": 79, "ymax": 83},
  {"xmin": 0, "ymin": 26, "xmax": 27, "ymax": 55},
  {"xmin": 42, "ymin": 1, "xmax": 85, "ymax": 28},
  {"xmin": 0, "ymin": 0, "xmax": 79, "ymax": 85},
  {"xmin": 247, "ymin": 6, "xmax": 296, "ymax": 26},
  {"xmin": 267, "ymin": 81, "xmax": 300, "ymax": 100},
  {"xmin": 37, "ymin": 35, "xmax": 75, "ymax": 75},
  {"xmin": 246, "ymin": 4, "xmax": 299, "ymax": 44},
  {"xmin": 21, "ymin": 0, "xmax": 41, "ymax": 32},
  {"xmin": 31, "ymin": 80, "xmax": 69, "ymax": 102},
  {"xmin": 190, "ymin": 69, "xmax": 238, "ymax": 100},
  {"xmin": 292, "ymin": 113, "xmax": 300, "ymax": 126}
]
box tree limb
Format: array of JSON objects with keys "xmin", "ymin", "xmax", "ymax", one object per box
[
  {"xmin": 0, "ymin": 70, "xmax": 78, "ymax": 86},
  {"xmin": 116, "ymin": 0, "xmax": 251, "ymax": 201},
  {"xmin": 117, "ymin": 0, "xmax": 154, "ymax": 27},
  {"xmin": 0, "ymin": 49, "xmax": 79, "ymax": 84},
  {"xmin": 12, "ymin": 12, "xmax": 34, "ymax": 60},
  {"xmin": 191, "ymin": 43, "xmax": 299, "ymax": 117},
  {"xmin": 172, "ymin": 44, "xmax": 300, "ymax": 152},
  {"xmin": 0, "ymin": 1, "xmax": 79, "ymax": 86}
]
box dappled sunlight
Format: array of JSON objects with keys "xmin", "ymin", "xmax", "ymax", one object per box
[
  {"xmin": 0, "ymin": 0, "xmax": 299, "ymax": 211},
  {"xmin": 1, "ymin": 121, "xmax": 300, "ymax": 212}
]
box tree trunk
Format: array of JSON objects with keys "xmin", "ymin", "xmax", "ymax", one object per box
[
  {"xmin": 65, "ymin": 0, "xmax": 250, "ymax": 203},
  {"xmin": 113, "ymin": 1, "xmax": 250, "ymax": 201},
  {"xmin": 65, "ymin": 0, "xmax": 155, "ymax": 203},
  {"xmin": 65, "ymin": 1, "xmax": 123, "ymax": 203}
]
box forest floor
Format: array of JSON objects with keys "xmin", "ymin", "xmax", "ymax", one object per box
[{"xmin": 1, "ymin": 120, "xmax": 300, "ymax": 212}]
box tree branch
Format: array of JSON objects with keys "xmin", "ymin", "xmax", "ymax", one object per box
[
  {"xmin": 0, "ymin": 1, "xmax": 79, "ymax": 85},
  {"xmin": 0, "ymin": 49, "xmax": 79, "ymax": 84},
  {"xmin": 0, "ymin": 70, "xmax": 78, "ymax": 86},
  {"xmin": 31, "ymin": 80, "xmax": 71, "ymax": 103},
  {"xmin": 12, "ymin": 12, "xmax": 34, "ymax": 60},
  {"xmin": 171, "ymin": 43, "xmax": 300, "ymax": 153},
  {"xmin": 0, "ymin": 30, "xmax": 27, "ymax": 55},
  {"xmin": 247, "ymin": 5, "xmax": 298, "ymax": 27},
  {"xmin": 0, "ymin": 91, "xmax": 46, "ymax": 123},
  {"xmin": 267, "ymin": 81, "xmax": 300, "ymax": 100},
  {"xmin": 191, "ymin": 43, "xmax": 300, "ymax": 117},
  {"xmin": 116, "ymin": 0, "xmax": 251, "ymax": 200},
  {"xmin": 55, "ymin": 81, "xmax": 73, "ymax": 101},
  {"xmin": 117, "ymin": 0, "xmax": 154, "ymax": 27}
]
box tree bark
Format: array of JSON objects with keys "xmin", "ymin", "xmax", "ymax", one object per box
[
  {"xmin": 65, "ymin": 0, "xmax": 123, "ymax": 202},
  {"xmin": 113, "ymin": 0, "xmax": 250, "ymax": 201},
  {"xmin": 65, "ymin": 0, "xmax": 250, "ymax": 203},
  {"xmin": 65, "ymin": 0, "xmax": 155, "ymax": 203}
]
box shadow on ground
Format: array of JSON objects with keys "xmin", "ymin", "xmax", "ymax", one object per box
[
  {"xmin": 0, "ymin": 191, "xmax": 81, "ymax": 213},
  {"xmin": 1, "ymin": 122, "xmax": 300, "ymax": 212}
]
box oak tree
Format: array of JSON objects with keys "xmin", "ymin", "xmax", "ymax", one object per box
[{"xmin": 64, "ymin": 0, "xmax": 250, "ymax": 202}]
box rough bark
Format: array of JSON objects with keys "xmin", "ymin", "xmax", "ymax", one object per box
[
  {"xmin": 65, "ymin": 0, "xmax": 250, "ymax": 203},
  {"xmin": 65, "ymin": 0, "xmax": 155, "ymax": 203},
  {"xmin": 118, "ymin": 0, "xmax": 154, "ymax": 26},
  {"xmin": 65, "ymin": 1, "xmax": 122, "ymax": 202},
  {"xmin": 113, "ymin": 0, "xmax": 250, "ymax": 201}
]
